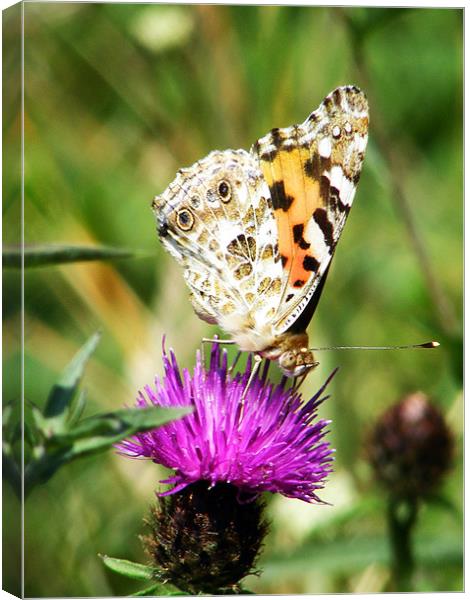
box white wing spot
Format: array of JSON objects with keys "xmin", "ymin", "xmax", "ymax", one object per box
[
  {"xmin": 329, "ymin": 165, "xmax": 355, "ymax": 206},
  {"xmin": 318, "ymin": 136, "xmax": 332, "ymax": 158},
  {"xmin": 304, "ymin": 219, "xmax": 331, "ymax": 263},
  {"xmin": 332, "ymin": 125, "xmax": 341, "ymax": 139},
  {"xmin": 356, "ymin": 134, "xmax": 368, "ymax": 153}
]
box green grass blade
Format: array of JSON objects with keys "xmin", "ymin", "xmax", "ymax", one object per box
[{"xmin": 3, "ymin": 244, "xmax": 140, "ymax": 268}]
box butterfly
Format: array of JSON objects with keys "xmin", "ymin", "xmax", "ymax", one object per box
[{"xmin": 153, "ymin": 86, "xmax": 369, "ymax": 377}]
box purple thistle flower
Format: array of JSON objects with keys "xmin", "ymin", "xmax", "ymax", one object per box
[{"xmin": 118, "ymin": 342, "xmax": 335, "ymax": 503}]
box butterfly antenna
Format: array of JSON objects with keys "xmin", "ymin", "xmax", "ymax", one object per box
[{"xmin": 309, "ymin": 341, "xmax": 440, "ymax": 351}]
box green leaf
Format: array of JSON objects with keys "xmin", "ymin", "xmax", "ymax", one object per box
[
  {"xmin": 24, "ymin": 401, "xmax": 44, "ymax": 447},
  {"xmin": 53, "ymin": 405, "xmax": 192, "ymax": 442},
  {"xmin": 3, "ymin": 244, "xmax": 140, "ymax": 268},
  {"xmin": 66, "ymin": 388, "xmax": 87, "ymax": 426},
  {"xmin": 31, "ymin": 404, "xmax": 49, "ymax": 439},
  {"xmin": 100, "ymin": 556, "xmax": 186, "ymax": 596},
  {"xmin": 130, "ymin": 583, "xmax": 184, "ymax": 596},
  {"xmin": 100, "ymin": 556, "xmax": 154, "ymax": 581},
  {"xmin": 129, "ymin": 584, "xmax": 161, "ymax": 596},
  {"xmin": 42, "ymin": 332, "xmax": 101, "ymax": 434},
  {"xmin": 24, "ymin": 419, "xmax": 40, "ymax": 449},
  {"xmin": 51, "ymin": 406, "xmax": 192, "ymax": 459},
  {"xmin": 24, "ymin": 405, "xmax": 192, "ymax": 496}
]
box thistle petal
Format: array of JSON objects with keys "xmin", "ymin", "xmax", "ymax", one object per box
[{"xmin": 117, "ymin": 343, "xmax": 335, "ymax": 503}]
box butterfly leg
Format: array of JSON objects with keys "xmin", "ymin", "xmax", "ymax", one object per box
[
  {"xmin": 241, "ymin": 353, "xmax": 263, "ymax": 406},
  {"xmin": 292, "ymin": 373, "xmax": 308, "ymax": 394},
  {"xmin": 200, "ymin": 337, "xmax": 236, "ymax": 369},
  {"xmin": 229, "ymin": 350, "xmax": 242, "ymax": 374},
  {"xmin": 201, "ymin": 337, "xmax": 236, "ymax": 345}
]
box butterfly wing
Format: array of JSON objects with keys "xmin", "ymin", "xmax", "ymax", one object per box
[
  {"xmin": 153, "ymin": 149, "xmax": 284, "ymax": 347},
  {"xmin": 252, "ymin": 85, "xmax": 369, "ymax": 333},
  {"xmin": 154, "ymin": 86, "xmax": 368, "ymax": 353}
]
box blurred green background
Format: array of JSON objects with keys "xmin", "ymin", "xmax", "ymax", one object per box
[{"xmin": 3, "ymin": 3, "xmax": 462, "ymax": 596}]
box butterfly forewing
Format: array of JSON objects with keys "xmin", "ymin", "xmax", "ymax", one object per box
[{"xmin": 252, "ymin": 85, "xmax": 369, "ymax": 333}]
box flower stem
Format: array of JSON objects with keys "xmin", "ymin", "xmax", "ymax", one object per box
[{"xmin": 387, "ymin": 496, "xmax": 419, "ymax": 591}]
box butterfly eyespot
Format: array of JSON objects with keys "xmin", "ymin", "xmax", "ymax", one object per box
[
  {"xmin": 344, "ymin": 121, "xmax": 353, "ymax": 134},
  {"xmin": 190, "ymin": 195, "xmax": 201, "ymax": 209},
  {"xmin": 176, "ymin": 209, "xmax": 194, "ymax": 231},
  {"xmin": 217, "ymin": 180, "xmax": 232, "ymax": 202},
  {"xmin": 332, "ymin": 125, "xmax": 341, "ymax": 139}
]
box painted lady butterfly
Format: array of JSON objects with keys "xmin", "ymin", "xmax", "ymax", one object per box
[{"xmin": 153, "ymin": 86, "xmax": 369, "ymax": 377}]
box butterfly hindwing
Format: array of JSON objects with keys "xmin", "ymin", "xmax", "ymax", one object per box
[{"xmin": 153, "ymin": 149, "xmax": 284, "ymax": 338}]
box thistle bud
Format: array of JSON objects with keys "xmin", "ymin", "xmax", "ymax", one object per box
[
  {"xmin": 367, "ymin": 392, "xmax": 453, "ymax": 499},
  {"xmin": 142, "ymin": 481, "xmax": 268, "ymax": 594}
]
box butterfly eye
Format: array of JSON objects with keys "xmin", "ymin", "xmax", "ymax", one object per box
[
  {"xmin": 176, "ymin": 208, "xmax": 194, "ymax": 231},
  {"xmin": 279, "ymin": 351, "xmax": 296, "ymax": 371},
  {"xmin": 217, "ymin": 180, "xmax": 232, "ymax": 202}
]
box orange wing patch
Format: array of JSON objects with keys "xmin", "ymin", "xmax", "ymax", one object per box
[{"xmin": 258, "ymin": 142, "xmax": 327, "ymax": 290}]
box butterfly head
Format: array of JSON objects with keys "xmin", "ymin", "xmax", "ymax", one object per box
[
  {"xmin": 264, "ymin": 332, "xmax": 319, "ymax": 378},
  {"xmin": 278, "ymin": 347, "xmax": 318, "ymax": 378}
]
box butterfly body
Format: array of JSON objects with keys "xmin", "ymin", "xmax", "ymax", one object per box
[{"xmin": 153, "ymin": 86, "xmax": 369, "ymax": 376}]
